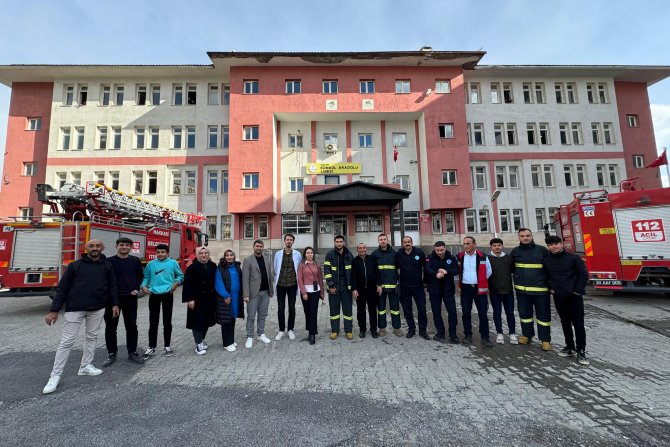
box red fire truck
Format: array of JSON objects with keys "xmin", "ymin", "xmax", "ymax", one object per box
[
  {"xmin": 553, "ymin": 183, "xmax": 670, "ymax": 293},
  {"xmin": 0, "ymin": 182, "xmax": 206, "ymax": 295}
]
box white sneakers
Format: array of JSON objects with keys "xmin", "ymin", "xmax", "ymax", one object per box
[
  {"xmin": 78, "ymin": 364, "xmax": 103, "ymax": 376},
  {"xmin": 496, "ymin": 333, "xmax": 505, "ymax": 344},
  {"xmin": 224, "ymin": 344, "xmax": 237, "ymax": 352},
  {"xmin": 257, "ymin": 334, "xmax": 271, "ymax": 344},
  {"xmin": 245, "ymin": 337, "xmax": 253, "ymax": 349},
  {"xmin": 247, "ymin": 334, "xmax": 271, "ymax": 348},
  {"xmin": 42, "ymin": 376, "xmax": 60, "ymax": 394},
  {"xmin": 202, "ymin": 340, "xmax": 208, "ymax": 350},
  {"xmin": 164, "ymin": 347, "xmax": 174, "ymax": 357},
  {"xmin": 509, "ymin": 334, "xmax": 519, "ymax": 345},
  {"xmin": 275, "ymin": 331, "xmax": 285, "ymax": 341},
  {"xmin": 288, "ymin": 330, "xmax": 296, "ymax": 341},
  {"xmin": 195, "ymin": 342, "xmax": 207, "ymax": 355}
]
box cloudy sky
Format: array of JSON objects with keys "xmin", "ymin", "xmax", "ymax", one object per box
[{"xmin": 1, "ymin": 0, "xmax": 669, "ymax": 184}]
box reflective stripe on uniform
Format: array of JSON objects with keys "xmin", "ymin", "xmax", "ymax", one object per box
[
  {"xmin": 330, "ymin": 315, "xmax": 340, "ymax": 320},
  {"xmin": 536, "ymin": 320, "xmax": 552, "ymax": 327},
  {"xmin": 331, "ymin": 267, "xmax": 337, "ymax": 271},
  {"xmin": 478, "ymin": 288, "xmax": 488, "ymax": 294},
  {"xmin": 324, "ymin": 274, "xmax": 333, "ymax": 279},
  {"xmin": 345, "ymin": 265, "xmax": 351, "ymax": 270},
  {"xmin": 343, "ymin": 315, "xmax": 353, "ymax": 320},
  {"xmin": 514, "ymin": 285, "xmax": 549, "ymax": 292},
  {"xmin": 514, "ymin": 263, "xmax": 543, "ymax": 268},
  {"xmin": 378, "ymin": 310, "xmax": 387, "ymax": 315},
  {"xmin": 390, "ymin": 310, "xmax": 401, "ymax": 316},
  {"xmin": 520, "ymin": 317, "xmax": 534, "ymax": 323},
  {"xmin": 382, "ymin": 284, "xmax": 397, "ymax": 289},
  {"xmin": 323, "ymin": 261, "xmax": 331, "ymax": 266},
  {"xmin": 378, "ymin": 265, "xmax": 395, "ymax": 270}
]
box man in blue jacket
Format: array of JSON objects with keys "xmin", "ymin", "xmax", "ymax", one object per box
[
  {"xmin": 43, "ymin": 239, "xmax": 119, "ymax": 394},
  {"xmin": 424, "ymin": 241, "xmax": 460, "ymax": 343},
  {"xmin": 395, "ymin": 236, "xmax": 428, "ymax": 339}
]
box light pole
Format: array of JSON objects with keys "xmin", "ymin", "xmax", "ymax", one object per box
[{"xmin": 490, "ymin": 190, "xmax": 501, "ymax": 238}]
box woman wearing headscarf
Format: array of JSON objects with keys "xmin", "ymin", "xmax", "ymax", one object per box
[
  {"xmin": 215, "ymin": 249, "xmax": 245, "ymax": 352},
  {"xmin": 297, "ymin": 246, "xmax": 323, "ymax": 345},
  {"xmin": 182, "ymin": 247, "xmax": 217, "ymax": 355}
]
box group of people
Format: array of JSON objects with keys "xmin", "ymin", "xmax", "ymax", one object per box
[{"xmin": 41, "ymin": 228, "xmax": 589, "ymax": 395}]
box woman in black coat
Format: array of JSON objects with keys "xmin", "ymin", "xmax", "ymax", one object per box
[
  {"xmin": 182, "ymin": 247, "xmax": 217, "ymax": 355},
  {"xmin": 214, "ymin": 249, "xmax": 244, "ymax": 352}
]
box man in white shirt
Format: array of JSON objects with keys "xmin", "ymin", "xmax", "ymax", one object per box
[{"xmin": 456, "ymin": 237, "xmax": 493, "ymax": 346}]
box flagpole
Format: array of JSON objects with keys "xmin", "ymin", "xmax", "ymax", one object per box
[{"xmin": 665, "ymin": 147, "xmax": 669, "ymax": 187}]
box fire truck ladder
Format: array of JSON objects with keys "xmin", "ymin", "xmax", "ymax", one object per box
[
  {"xmin": 573, "ymin": 189, "xmax": 609, "ymax": 204},
  {"xmin": 59, "ymin": 221, "xmax": 82, "ymax": 278}
]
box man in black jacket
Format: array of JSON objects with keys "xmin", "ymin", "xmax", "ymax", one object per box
[
  {"xmin": 544, "ymin": 236, "xmax": 590, "ymax": 365},
  {"xmin": 43, "ymin": 239, "xmax": 119, "ymax": 394},
  {"xmin": 395, "ymin": 236, "xmax": 429, "ymax": 340},
  {"xmin": 424, "ymin": 241, "xmax": 460, "ymax": 343},
  {"xmin": 351, "ymin": 243, "xmax": 382, "ymax": 338}
]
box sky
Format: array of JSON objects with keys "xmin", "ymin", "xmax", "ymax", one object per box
[{"xmin": 1, "ymin": 0, "xmax": 669, "ymax": 185}]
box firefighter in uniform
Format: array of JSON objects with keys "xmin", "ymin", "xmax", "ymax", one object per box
[
  {"xmin": 323, "ymin": 235, "xmax": 355, "ymax": 340},
  {"xmin": 510, "ymin": 228, "xmax": 552, "ymax": 351},
  {"xmin": 371, "ymin": 233, "xmax": 403, "ymax": 337}
]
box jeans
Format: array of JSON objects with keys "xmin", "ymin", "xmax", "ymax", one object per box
[
  {"xmin": 104, "ymin": 294, "xmax": 138, "ymax": 355},
  {"xmin": 554, "ymin": 293, "xmax": 586, "ymax": 351},
  {"xmin": 50, "ymin": 309, "xmax": 105, "ymax": 378},
  {"xmin": 148, "ymin": 293, "xmax": 174, "ymax": 348},
  {"xmin": 490, "ymin": 292, "xmax": 516, "ymax": 335},
  {"xmin": 460, "ymin": 285, "xmax": 490, "ymax": 340}
]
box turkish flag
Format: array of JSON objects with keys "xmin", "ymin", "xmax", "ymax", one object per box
[
  {"xmin": 646, "ymin": 149, "xmax": 668, "ymax": 168},
  {"xmin": 393, "ymin": 145, "xmax": 398, "ymax": 162}
]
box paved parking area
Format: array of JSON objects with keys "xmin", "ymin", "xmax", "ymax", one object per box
[{"xmin": 0, "ymin": 291, "xmax": 669, "ymax": 446}]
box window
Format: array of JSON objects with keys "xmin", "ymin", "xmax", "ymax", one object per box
[
  {"xmin": 360, "ymin": 80, "xmax": 375, "ymax": 93},
  {"xmin": 496, "ymin": 166, "xmax": 506, "ymax": 188},
  {"xmin": 207, "ymin": 216, "xmax": 217, "ymax": 239},
  {"xmin": 479, "ymin": 209, "xmax": 489, "ymax": 232},
  {"xmin": 70, "ymin": 172, "xmax": 81, "ymax": 186},
  {"xmin": 288, "ymin": 134, "xmax": 303, "ymax": 148},
  {"xmin": 445, "ymin": 211, "xmax": 455, "ymax": 233},
  {"xmin": 221, "ymin": 215, "xmax": 232, "ymax": 239},
  {"xmin": 135, "ymin": 127, "xmax": 145, "ymax": 149},
  {"xmin": 78, "ymin": 84, "xmax": 88, "ymax": 106},
  {"xmin": 596, "ymin": 164, "xmax": 606, "ymax": 186},
  {"xmin": 603, "ymin": 123, "xmax": 614, "ymax": 144},
  {"xmin": 75, "ymin": 127, "xmax": 85, "ymax": 150},
  {"xmin": 147, "ymin": 171, "xmax": 157, "ymax": 194},
  {"xmin": 586, "ymin": 83, "xmax": 596, "ymax": 104},
  {"xmin": 392, "ymin": 211, "xmax": 419, "ymax": 232},
  {"xmin": 243, "ymin": 125, "xmax": 259, "ymax": 140},
  {"xmin": 114, "ymin": 84, "xmax": 124, "ymax": 106},
  {"xmin": 395, "ymin": 80, "xmax": 410, "ymax": 94},
  {"xmin": 282, "ymin": 214, "xmax": 312, "ymax": 235},
  {"xmin": 436, "ymin": 80, "xmax": 451, "ymax": 94},
  {"xmin": 23, "ymin": 162, "xmax": 37, "ymax": 176},
  {"xmin": 109, "ymin": 171, "xmax": 119, "ymax": 190},
  {"xmin": 554, "ymin": 82, "xmax": 565, "ymax": 104},
  {"xmin": 509, "ymin": 166, "xmax": 519, "ymax": 188},
  {"xmin": 222, "ymin": 84, "xmax": 230, "ymax": 105},
  {"xmin": 465, "ymin": 210, "xmax": 477, "ymax": 233},
  {"xmin": 172, "ymin": 126, "xmax": 182, "ymax": 149},
  {"xmin": 222, "ymin": 126, "xmax": 229, "ymax": 149},
  {"xmin": 598, "ymin": 82, "xmax": 609, "ymax": 104},
  {"xmin": 185, "ymin": 171, "xmax": 196, "ymax": 194},
  {"xmin": 631, "ymin": 155, "xmax": 645, "ymax": 169},
  {"xmin": 468, "ymin": 82, "xmax": 480, "ymax": 103},
  {"xmin": 137, "ymin": 84, "xmax": 147, "ymax": 105},
  {"xmin": 111, "ymin": 127, "xmax": 121, "ymax": 149},
  {"xmin": 208, "ymin": 171, "xmax": 218, "ymax": 194},
  {"xmin": 576, "ymin": 164, "xmax": 587, "ymax": 187},
  {"xmin": 591, "ymin": 123, "xmax": 602, "ymax": 144},
  {"xmin": 439, "ymin": 123, "xmax": 454, "ymax": 139},
  {"xmin": 396, "ymin": 175, "xmax": 410, "ymax": 190},
  {"xmin": 506, "ymin": 123, "xmax": 517, "ymax": 145},
  {"xmin": 571, "ymin": 123, "xmax": 582, "ymax": 145},
  {"xmin": 566, "ymin": 83, "xmax": 577, "ymax": 103},
  {"xmin": 97, "ymin": 127, "xmax": 108, "ymax": 149},
  {"xmin": 148, "ymin": 127, "xmax": 159, "ymax": 149},
  {"xmin": 358, "ymin": 133, "xmax": 373, "ymax": 148},
  {"xmin": 94, "ymin": 171, "xmax": 105, "ymax": 184},
  {"xmin": 100, "ymin": 85, "xmax": 110, "ymax": 106},
  {"xmin": 473, "ymin": 123, "xmax": 484, "ymax": 145},
  {"xmin": 173, "ymin": 84, "xmax": 183, "ymax": 105},
  {"xmin": 392, "ymin": 132, "xmax": 407, "ymax": 147},
  {"xmin": 186, "ymin": 126, "xmax": 196, "ymax": 149},
  {"xmin": 608, "ymin": 165, "xmax": 618, "ymax": 186},
  {"xmin": 221, "ymin": 170, "xmax": 228, "ymax": 193},
  {"xmin": 289, "ymin": 177, "xmax": 304, "ymax": 192},
  {"xmin": 186, "ymin": 84, "xmax": 197, "ymax": 105},
  {"xmin": 171, "ymin": 171, "xmax": 182, "ymax": 194},
  {"xmin": 151, "ymin": 84, "xmax": 161, "ymax": 105},
  {"xmin": 526, "ymin": 123, "xmax": 537, "ymax": 145},
  {"xmin": 243, "ymin": 173, "xmax": 259, "ymax": 189},
  {"xmin": 627, "ymin": 115, "xmax": 639, "ymax": 128},
  {"xmin": 27, "ymin": 118, "xmax": 42, "ymax": 131},
  {"xmin": 502, "ymin": 82, "xmax": 513, "ymax": 103},
  {"xmin": 534, "ymin": 82, "xmax": 545, "ymax": 103},
  {"xmin": 543, "ymin": 165, "xmax": 554, "ymax": 187},
  {"xmin": 56, "ymin": 172, "xmax": 67, "ymax": 188},
  {"xmin": 19, "ymin": 207, "xmax": 33, "ymax": 220},
  {"xmin": 64, "ymin": 84, "xmax": 74, "ymax": 106},
  {"xmin": 539, "ymin": 123, "xmax": 550, "ymax": 145},
  {"xmin": 523, "ymin": 83, "xmax": 533, "ymax": 104},
  {"xmin": 512, "ymin": 209, "xmax": 524, "ymax": 231},
  {"xmin": 431, "ymin": 212, "xmax": 442, "ymax": 234},
  {"xmin": 324, "ymin": 175, "xmax": 340, "ymax": 185},
  {"xmin": 559, "ymin": 123, "xmax": 570, "ymax": 145},
  {"xmin": 259, "ymin": 216, "xmax": 269, "ymax": 239},
  {"xmin": 494, "ymin": 123, "xmax": 504, "ymax": 145},
  {"xmin": 244, "ymin": 216, "xmax": 254, "ymax": 239},
  {"xmin": 563, "ymin": 164, "xmax": 574, "ymax": 187},
  {"xmin": 285, "ymin": 80, "xmax": 301, "ymax": 94},
  {"xmin": 531, "ymin": 165, "xmax": 542, "ymax": 187},
  {"xmin": 323, "ymin": 133, "xmax": 338, "ymax": 147},
  {"xmin": 133, "ymin": 171, "xmax": 143, "ymax": 194},
  {"xmin": 500, "ymin": 209, "xmax": 510, "ymax": 232},
  {"xmin": 442, "ymin": 170, "xmax": 457, "ymax": 185},
  {"xmin": 360, "ymin": 176, "xmax": 375, "ymax": 184},
  {"xmin": 490, "ymin": 82, "xmax": 501, "ymax": 104},
  {"xmin": 535, "ymin": 208, "xmax": 546, "ymax": 231},
  {"xmin": 472, "ymin": 166, "xmax": 486, "ymax": 189},
  {"xmin": 208, "ymin": 84, "xmax": 219, "ymax": 105},
  {"xmin": 322, "ymin": 80, "xmax": 338, "ymax": 94},
  {"xmin": 208, "ymin": 126, "xmax": 219, "ymax": 149}
]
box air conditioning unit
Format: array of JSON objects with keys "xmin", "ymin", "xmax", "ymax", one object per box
[{"xmin": 325, "ymin": 144, "xmax": 338, "ymax": 153}]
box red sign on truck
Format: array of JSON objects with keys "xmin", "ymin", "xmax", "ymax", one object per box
[{"xmin": 631, "ymin": 219, "xmax": 666, "ymax": 242}]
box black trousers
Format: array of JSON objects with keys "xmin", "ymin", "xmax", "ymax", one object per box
[
  {"xmin": 305, "ymin": 292, "xmax": 320, "ymax": 336},
  {"xmin": 192, "ymin": 327, "xmax": 209, "ymax": 345},
  {"xmin": 400, "ymin": 286, "xmax": 427, "ymax": 332},
  {"xmin": 460, "ymin": 285, "xmax": 490, "ymax": 339},
  {"xmin": 221, "ymin": 320, "xmax": 236, "ymax": 347},
  {"xmin": 517, "ymin": 292, "xmax": 551, "ymax": 342},
  {"xmin": 554, "ymin": 293, "xmax": 586, "ymax": 351},
  {"xmin": 104, "ymin": 294, "xmax": 138, "ymax": 355},
  {"xmin": 276, "ymin": 284, "xmax": 298, "ymax": 332},
  {"xmin": 148, "ymin": 292, "xmax": 174, "ymax": 348},
  {"xmin": 378, "ymin": 290, "xmax": 401, "ymax": 330},
  {"xmin": 429, "ymin": 292, "xmax": 457, "ymax": 338},
  {"xmin": 356, "ymin": 286, "xmax": 379, "ymax": 332}
]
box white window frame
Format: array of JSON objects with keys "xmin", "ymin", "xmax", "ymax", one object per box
[
  {"xmin": 360, "ymin": 80, "xmax": 375, "ymax": 94},
  {"xmin": 539, "ymin": 123, "xmax": 550, "ymax": 145},
  {"xmin": 431, "ymin": 211, "xmax": 442, "ymax": 234},
  {"xmin": 603, "ymin": 122, "xmax": 614, "ymax": 144},
  {"xmin": 285, "ymin": 80, "xmax": 301, "ymax": 94},
  {"xmin": 358, "ymin": 133, "xmax": 373, "ymax": 148},
  {"xmin": 490, "ymin": 82, "xmax": 501, "ymax": 104},
  {"xmin": 322, "ymin": 80, "xmax": 338, "ymax": 94},
  {"xmin": 576, "ymin": 164, "xmax": 587, "ymax": 187},
  {"xmin": 136, "ymin": 84, "xmax": 147, "ymax": 105},
  {"xmin": 27, "ymin": 117, "xmax": 42, "ymax": 131},
  {"xmin": 591, "ymin": 123, "xmax": 602, "ymax": 145},
  {"xmin": 392, "ymin": 132, "xmax": 407, "ymax": 147},
  {"xmin": 395, "ymin": 80, "xmax": 410, "ymax": 94},
  {"xmin": 243, "ymin": 173, "xmax": 259, "ymax": 189},
  {"xmin": 439, "ymin": 123, "xmax": 454, "ymax": 139},
  {"xmin": 289, "ymin": 177, "xmax": 304, "ymax": 192},
  {"xmin": 243, "ymin": 125, "xmax": 259, "ymax": 141},
  {"xmin": 208, "ymin": 84, "xmax": 220, "ymax": 105},
  {"xmin": 633, "ymin": 155, "xmax": 645, "ymax": 168},
  {"xmin": 435, "ymin": 80, "xmax": 451, "ymax": 94},
  {"xmin": 173, "ymin": 84, "xmax": 183, "ymax": 105},
  {"xmin": 172, "ymin": 126, "xmax": 182, "ymax": 149},
  {"xmin": 626, "ymin": 115, "xmax": 638, "ymax": 128},
  {"xmin": 208, "ymin": 126, "xmax": 219, "ymax": 149},
  {"xmin": 186, "ymin": 126, "xmax": 196, "ymax": 149},
  {"xmin": 571, "ymin": 122, "xmax": 583, "ymax": 145},
  {"xmin": 543, "ymin": 165, "xmax": 555, "ymax": 188},
  {"xmin": 149, "ymin": 126, "xmax": 159, "ymax": 150},
  {"xmin": 442, "ymin": 170, "xmax": 457, "ymax": 185},
  {"xmin": 23, "ymin": 162, "xmax": 37, "ymax": 176}
]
